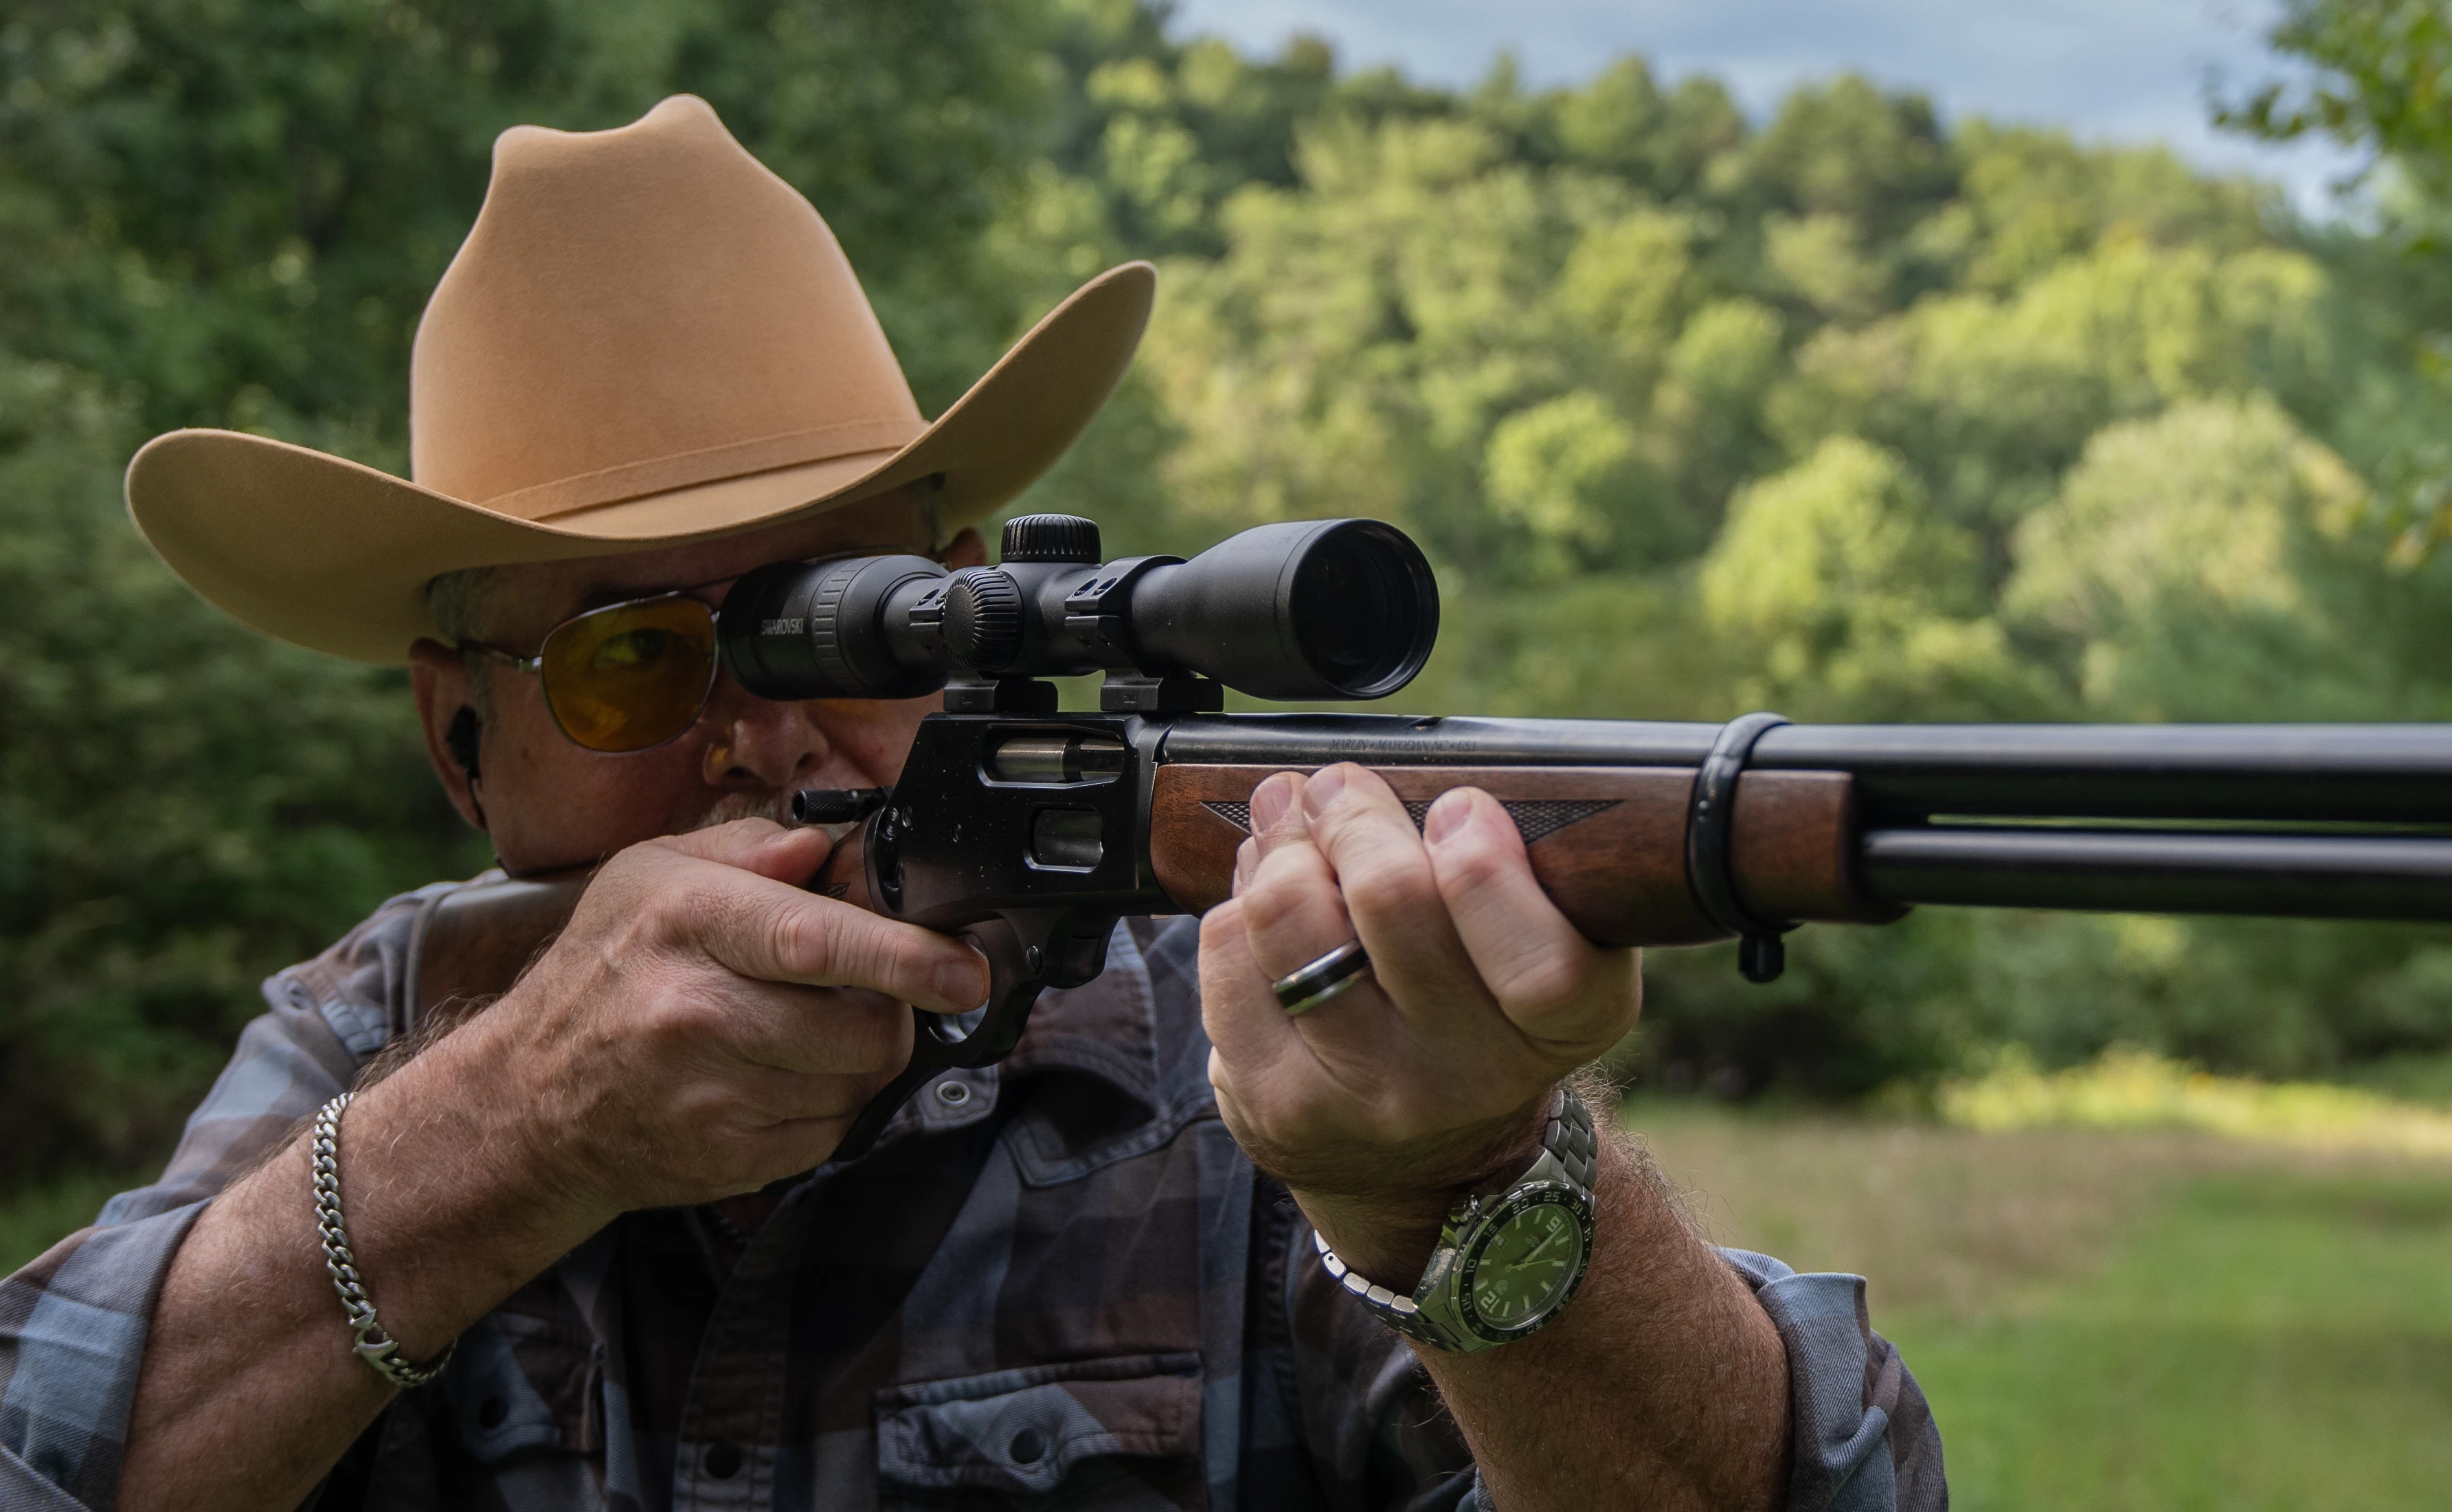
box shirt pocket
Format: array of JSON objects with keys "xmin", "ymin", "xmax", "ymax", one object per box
[{"xmin": 875, "ymin": 1351, "xmax": 1204, "ymax": 1511}]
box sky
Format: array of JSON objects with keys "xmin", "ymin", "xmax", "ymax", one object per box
[{"xmin": 1163, "ymin": 0, "xmax": 2361, "ymax": 214}]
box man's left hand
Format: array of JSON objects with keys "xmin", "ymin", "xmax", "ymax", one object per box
[{"xmin": 1199, "ymin": 763, "xmax": 1642, "ymax": 1287}]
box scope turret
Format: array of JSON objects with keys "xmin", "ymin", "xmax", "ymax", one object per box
[{"xmin": 717, "ymin": 515, "xmax": 1439, "ymax": 705}]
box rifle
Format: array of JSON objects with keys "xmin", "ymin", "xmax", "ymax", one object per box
[{"xmin": 409, "ymin": 514, "xmax": 2452, "ymax": 1158}]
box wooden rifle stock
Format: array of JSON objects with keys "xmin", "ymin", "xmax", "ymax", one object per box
[
  {"xmin": 1147, "ymin": 765, "xmax": 1900, "ymax": 946},
  {"xmin": 405, "ymin": 873, "xmax": 586, "ymax": 1030}
]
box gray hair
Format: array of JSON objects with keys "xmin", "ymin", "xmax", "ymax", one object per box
[{"xmin": 425, "ymin": 565, "xmax": 504, "ymax": 720}]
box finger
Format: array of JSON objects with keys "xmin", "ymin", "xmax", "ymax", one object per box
[
  {"xmin": 720, "ymin": 1063, "xmax": 897, "ymax": 1127},
  {"xmin": 1423, "ymin": 788, "xmax": 1636, "ymax": 1052},
  {"xmin": 1297, "ymin": 765, "xmax": 1486, "ymax": 1016},
  {"xmin": 684, "ymin": 870, "xmax": 989, "ymax": 1013},
  {"xmin": 1195, "ymin": 896, "xmax": 1313, "ymax": 1090},
  {"xmin": 1235, "ymin": 822, "xmax": 1362, "ymax": 982},
  {"xmin": 708, "ymin": 982, "xmax": 914, "ymax": 1079},
  {"xmin": 1247, "ymin": 771, "xmax": 1313, "ymax": 861},
  {"xmin": 736, "ymin": 1111, "xmax": 873, "ymax": 1182},
  {"xmin": 653, "ymin": 817, "xmax": 835, "ymax": 884}
]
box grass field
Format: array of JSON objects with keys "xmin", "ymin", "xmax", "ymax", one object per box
[
  {"xmin": 1639, "ymin": 1105, "xmax": 2452, "ymax": 1511},
  {"xmin": 5, "ymin": 1109, "xmax": 2447, "ymax": 1509}
]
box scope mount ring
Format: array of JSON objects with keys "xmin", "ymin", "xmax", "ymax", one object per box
[
  {"xmin": 1060, "ymin": 554, "xmax": 1184, "ymax": 668},
  {"xmin": 1685, "ymin": 712, "xmax": 1795, "ymax": 983}
]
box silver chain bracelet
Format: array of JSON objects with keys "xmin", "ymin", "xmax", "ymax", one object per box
[{"xmin": 312, "ymin": 1092, "xmax": 453, "ymax": 1388}]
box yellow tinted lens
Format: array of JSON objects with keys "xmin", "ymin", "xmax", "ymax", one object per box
[{"xmin": 537, "ymin": 597, "xmax": 717, "ymax": 752}]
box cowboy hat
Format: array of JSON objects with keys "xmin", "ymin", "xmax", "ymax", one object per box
[{"xmin": 124, "ymin": 93, "xmax": 1154, "ymax": 664}]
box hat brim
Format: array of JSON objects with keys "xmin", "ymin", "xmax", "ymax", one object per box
[{"xmin": 125, "ymin": 261, "xmax": 1156, "ymax": 664}]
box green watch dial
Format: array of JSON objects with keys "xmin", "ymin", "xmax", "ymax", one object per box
[{"xmin": 1462, "ymin": 1191, "xmax": 1588, "ymax": 1332}]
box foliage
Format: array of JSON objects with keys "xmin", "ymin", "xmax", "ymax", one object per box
[
  {"xmin": 10, "ymin": 0, "xmax": 2452, "ymax": 1195},
  {"xmin": 0, "ymin": 354, "xmax": 483, "ymax": 1184},
  {"xmin": 0, "ymin": 0, "xmax": 1061, "ymax": 1186},
  {"xmin": 2220, "ymin": 0, "xmax": 2452, "ymax": 556},
  {"xmin": 2221, "ymin": 0, "xmax": 2452, "ymax": 197},
  {"xmin": 1938, "ymin": 1044, "xmax": 2452, "ymax": 1158},
  {"xmin": 0, "ymin": 0, "xmax": 1057, "ymax": 440},
  {"xmin": 1013, "ymin": 34, "xmax": 2452, "ymax": 1100}
]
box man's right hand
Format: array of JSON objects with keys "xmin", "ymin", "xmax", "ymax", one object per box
[
  {"xmin": 448, "ymin": 817, "xmax": 991, "ymax": 1222},
  {"xmin": 118, "ymin": 819, "xmax": 987, "ymax": 1511}
]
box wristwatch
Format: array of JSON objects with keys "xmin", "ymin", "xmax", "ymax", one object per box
[{"xmin": 1316, "ymin": 1085, "xmax": 1599, "ymax": 1353}]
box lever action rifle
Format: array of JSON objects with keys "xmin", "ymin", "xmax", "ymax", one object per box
[{"xmin": 409, "ymin": 513, "xmax": 2452, "ymax": 1158}]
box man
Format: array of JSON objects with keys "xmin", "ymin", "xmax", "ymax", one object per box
[{"xmin": 0, "ymin": 96, "xmax": 1942, "ymax": 1511}]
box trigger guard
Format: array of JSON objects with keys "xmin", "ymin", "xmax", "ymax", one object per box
[
  {"xmin": 914, "ymin": 917, "xmax": 1031, "ymax": 1064},
  {"xmin": 829, "ymin": 910, "xmax": 1116, "ymax": 1162}
]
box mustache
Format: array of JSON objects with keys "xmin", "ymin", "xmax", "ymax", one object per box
[
  {"xmin": 686, "ymin": 789, "xmax": 865, "ymax": 845},
  {"xmin": 688, "ymin": 789, "xmax": 797, "ymax": 831}
]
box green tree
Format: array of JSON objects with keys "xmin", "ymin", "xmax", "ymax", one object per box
[
  {"xmin": 1698, "ymin": 435, "xmax": 2040, "ymax": 719},
  {"xmin": 11, "ymin": 0, "xmax": 2452, "ymax": 1186},
  {"xmin": 0, "ymin": 354, "xmax": 482, "ymax": 1184},
  {"xmin": 0, "ymin": 0, "xmax": 1069, "ymax": 1188},
  {"xmin": 2005, "ymin": 395, "xmax": 2452, "ymax": 721},
  {"xmin": 2221, "ymin": 0, "xmax": 2452, "ymax": 556}
]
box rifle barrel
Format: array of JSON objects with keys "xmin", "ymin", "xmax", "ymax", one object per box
[
  {"xmin": 1860, "ymin": 828, "xmax": 2452, "ymax": 922},
  {"xmin": 1769, "ymin": 723, "xmax": 2452, "ymax": 822},
  {"xmin": 1160, "ymin": 716, "xmax": 2452, "ymax": 824}
]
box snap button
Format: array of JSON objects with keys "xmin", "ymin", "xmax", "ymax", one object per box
[
  {"xmin": 704, "ymin": 1441, "xmax": 743, "ymax": 1480},
  {"xmin": 475, "ymin": 1396, "xmax": 508, "ymax": 1430},
  {"xmin": 935, "ymin": 1079, "xmax": 972, "ymax": 1107},
  {"xmin": 1009, "ymin": 1428, "xmax": 1047, "ymax": 1465}
]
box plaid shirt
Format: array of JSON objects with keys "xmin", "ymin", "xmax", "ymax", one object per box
[{"xmin": 3, "ymin": 882, "xmax": 1944, "ymax": 1512}]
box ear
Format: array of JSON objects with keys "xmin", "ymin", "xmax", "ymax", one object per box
[
  {"xmin": 409, "ymin": 638, "xmax": 487, "ymax": 831},
  {"xmin": 939, "ymin": 526, "xmax": 989, "ymax": 569}
]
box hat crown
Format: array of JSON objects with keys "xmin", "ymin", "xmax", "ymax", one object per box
[{"xmin": 409, "ymin": 95, "xmax": 923, "ymax": 521}]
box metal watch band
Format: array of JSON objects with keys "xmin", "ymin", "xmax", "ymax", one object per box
[
  {"xmin": 1316, "ymin": 1085, "xmax": 1600, "ymax": 1353},
  {"xmin": 312, "ymin": 1092, "xmax": 455, "ymax": 1389}
]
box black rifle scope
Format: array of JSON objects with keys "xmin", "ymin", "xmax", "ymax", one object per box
[{"xmin": 719, "ymin": 514, "xmax": 1440, "ymax": 703}]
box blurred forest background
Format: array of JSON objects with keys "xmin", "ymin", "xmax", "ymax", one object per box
[
  {"xmin": 8, "ymin": 0, "xmax": 2452, "ymax": 1193},
  {"xmin": 13, "ymin": 3, "xmax": 2452, "ymax": 1502}
]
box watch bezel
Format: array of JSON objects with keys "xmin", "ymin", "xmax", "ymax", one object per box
[{"xmin": 1452, "ymin": 1182, "xmax": 1595, "ymax": 1342}]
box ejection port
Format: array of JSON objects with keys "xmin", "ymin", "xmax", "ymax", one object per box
[{"xmin": 991, "ymin": 735, "xmax": 1129, "ymax": 784}]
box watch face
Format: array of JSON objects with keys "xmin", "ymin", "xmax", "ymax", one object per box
[{"xmin": 1459, "ymin": 1188, "xmax": 1592, "ymax": 1337}]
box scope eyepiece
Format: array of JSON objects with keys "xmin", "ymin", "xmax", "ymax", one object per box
[
  {"xmin": 717, "ymin": 515, "xmax": 1440, "ymax": 705},
  {"xmin": 718, "ymin": 552, "xmax": 951, "ymax": 701}
]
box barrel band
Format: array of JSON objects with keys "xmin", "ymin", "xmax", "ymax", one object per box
[{"xmin": 1686, "ymin": 711, "xmax": 1795, "ymax": 983}]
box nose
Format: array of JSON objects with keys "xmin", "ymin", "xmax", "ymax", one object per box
[{"xmin": 700, "ymin": 684, "xmax": 831, "ymax": 792}]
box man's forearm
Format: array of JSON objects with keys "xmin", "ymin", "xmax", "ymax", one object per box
[
  {"xmin": 117, "ymin": 1020, "xmax": 613, "ymax": 1511},
  {"xmin": 1311, "ymin": 1133, "xmax": 1792, "ymax": 1512}
]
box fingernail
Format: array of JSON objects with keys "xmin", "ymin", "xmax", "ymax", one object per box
[
  {"xmin": 1250, "ymin": 777, "xmax": 1292, "ymax": 833},
  {"xmin": 936, "ymin": 957, "xmax": 988, "ymax": 1008},
  {"xmin": 1301, "ymin": 764, "xmax": 1349, "ymax": 818},
  {"xmin": 1424, "ymin": 789, "xmax": 1472, "ymax": 844}
]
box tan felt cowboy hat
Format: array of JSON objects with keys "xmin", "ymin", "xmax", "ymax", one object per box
[{"xmin": 124, "ymin": 93, "xmax": 1154, "ymax": 664}]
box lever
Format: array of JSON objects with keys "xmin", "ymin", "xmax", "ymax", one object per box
[{"xmin": 827, "ymin": 907, "xmax": 1120, "ymax": 1161}]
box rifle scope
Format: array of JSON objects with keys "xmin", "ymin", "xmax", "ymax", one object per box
[{"xmin": 718, "ymin": 514, "xmax": 1439, "ymax": 703}]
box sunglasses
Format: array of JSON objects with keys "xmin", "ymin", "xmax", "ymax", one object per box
[{"xmin": 460, "ymin": 548, "xmax": 916, "ymax": 754}]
